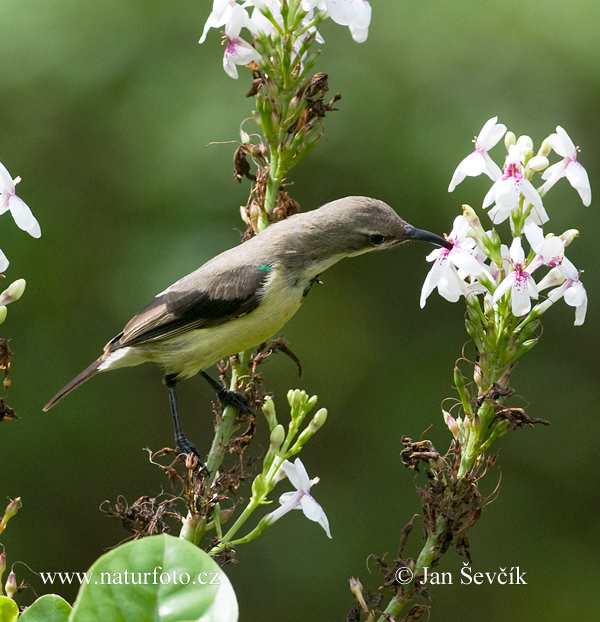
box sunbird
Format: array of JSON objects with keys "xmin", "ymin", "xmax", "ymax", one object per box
[{"xmin": 44, "ymin": 196, "xmax": 450, "ymax": 459}]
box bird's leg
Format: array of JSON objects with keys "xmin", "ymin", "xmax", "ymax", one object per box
[
  {"xmin": 164, "ymin": 374, "xmax": 204, "ymax": 465},
  {"xmin": 200, "ymin": 370, "xmax": 254, "ymax": 415}
]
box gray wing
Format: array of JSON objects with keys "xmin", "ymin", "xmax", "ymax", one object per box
[{"xmin": 106, "ymin": 264, "xmax": 270, "ymax": 352}]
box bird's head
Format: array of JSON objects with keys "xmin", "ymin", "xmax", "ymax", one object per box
[{"xmin": 298, "ymin": 196, "xmax": 451, "ymax": 261}]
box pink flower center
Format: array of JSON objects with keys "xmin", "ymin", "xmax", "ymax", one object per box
[{"xmin": 502, "ymin": 162, "xmax": 522, "ymax": 180}]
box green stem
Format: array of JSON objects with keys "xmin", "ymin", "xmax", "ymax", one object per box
[
  {"xmin": 205, "ymin": 354, "xmax": 250, "ymax": 482},
  {"xmin": 378, "ymin": 519, "xmax": 446, "ymax": 622}
]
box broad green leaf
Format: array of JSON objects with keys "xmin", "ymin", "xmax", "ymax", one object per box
[
  {"xmin": 0, "ymin": 596, "xmax": 18, "ymax": 622},
  {"xmin": 19, "ymin": 594, "xmax": 71, "ymax": 622},
  {"xmin": 69, "ymin": 534, "xmax": 237, "ymax": 622}
]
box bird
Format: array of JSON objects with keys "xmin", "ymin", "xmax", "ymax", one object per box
[{"xmin": 44, "ymin": 196, "xmax": 450, "ymax": 460}]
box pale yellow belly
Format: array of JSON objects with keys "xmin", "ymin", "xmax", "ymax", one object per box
[{"xmin": 134, "ymin": 278, "xmax": 305, "ymax": 378}]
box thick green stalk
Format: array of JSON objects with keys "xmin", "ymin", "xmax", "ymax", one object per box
[
  {"xmin": 205, "ymin": 352, "xmax": 249, "ymax": 482},
  {"xmin": 378, "ymin": 519, "xmax": 447, "ymax": 622}
]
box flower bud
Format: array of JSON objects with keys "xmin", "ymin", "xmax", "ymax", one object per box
[
  {"xmin": 287, "ymin": 388, "xmax": 303, "ymax": 411},
  {"xmin": 0, "ymin": 279, "xmax": 26, "ymax": 306},
  {"xmin": 5, "ymin": 570, "xmax": 17, "ymax": 599},
  {"xmin": 516, "ymin": 135, "xmax": 533, "ymax": 159},
  {"xmin": 0, "ymin": 551, "xmax": 6, "ymax": 579},
  {"xmin": 0, "ymin": 306, "xmax": 7, "ymax": 325},
  {"xmin": 443, "ymin": 410, "xmax": 460, "ymax": 439},
  {"xmin": 262, "ymin": 397, "xmax": 278, "ymax": 431},
  {"xmin": 527, "ymin": 155, "xmax": 549, "ymax": 172},
  {"xmin": 292, "ymin": 408, "xmax": 328, "ymax": 450},
  {"xmin": 462, "ymin": 204, "xmax": 486, "ymax": 239},
  {"xmin": 251, "ymin": 473, "xmax": 269, "ymax": 497},
  {"xmin": 538, "ymin": 137, "xmax": 552, "ymax": 157},
  {"xmin": 349, "ymin": 577, "xmax": 368, "ymax": 612},
  {"xmin": 269, "ymin": 424, "xmax": 285, "ymax": 453},
  {"xmin": 309, "ymin": 407, "xmax": 327, "ymax": 432},
  {"xmin": 180, "ymin": 513, "xmax": 204, "ymax": 543},
  {"xmin": 239, "ymin": 205, "xmax": 250, "ymax": 225},
  {"xmin": 240, "ymin": 129, "xmax": 250, "ymax": 144},
  {"xmin": 504, "ymin": 131, "xmax": 516, "ymax": 151},
  {"xmin": 0, "ymin": 498, "xmax": 21, "ymax": 533},
  {"xmin": 560, "ymin": 229, "xmax": 579, "ymax": 246},
  {"xmin": 536, "ymin": 267, "xmax": 565, "ymax": 291},
  {"xmin": 306, "ymin": 394, "xmax": 318, "ymax": 411}
]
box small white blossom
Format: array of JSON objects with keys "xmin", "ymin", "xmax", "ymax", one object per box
[
  {"xmin": 536, "ymin": 257, "xmax": 587, "ymax": 325},
  {"xmin": 223, "ymin": 35, "xmax": 261, "ymax": 79},
  {"xmin": 492, "ymin": 237, "xmax": 538, "ymax": 316},
  {"xmin": 483, "ymin": 145, "xmax": 547, "ymax": 226},
  {"xmin": 540, "ymin": 126, "xmax": 591, "ymax": 206},
  {"xmin": 266, "ymin": 458, "xmax": 331, "ymax": 538},
  {"xmin": 448, "ymin": 117, "xmax": 506, "ymax": 192},
  {"xmin": 200, "ymin": 0, "xmax": 257, "ymax": 44},
  {"xmin": 199, "ymin": 0, "xmax": 261, "ymax": 79},
  {"xmin": 420, "ymin": 215, "xmax": 483, "ymax": 307},
  {"xmin": 0, "ymin": 161, "xmax": 41, "ymax": 239},
  {"xmin": 303, "ymin": 0, "xmax": 372, "ymax": 42}
]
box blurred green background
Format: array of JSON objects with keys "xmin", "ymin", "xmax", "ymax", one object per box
[{"xmin": 1, "ymin": 0, "xmax": 599, "ymax": 619}]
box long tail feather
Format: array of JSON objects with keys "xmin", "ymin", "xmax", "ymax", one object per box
[{"xmin": 43, "ymin": 358, "xmax": 103, "ymax": 411}]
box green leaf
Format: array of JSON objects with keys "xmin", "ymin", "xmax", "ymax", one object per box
[
  {"xmin": 69, "ymin": 534, "xmax": 237, "ymax": 622},
  {"xmin": 0, "ymin": 596, "xmax": 18, "ymax": 622},
  {"xmin": 19, "ymin": 594, "xmax": 71, "ymax": 622}
]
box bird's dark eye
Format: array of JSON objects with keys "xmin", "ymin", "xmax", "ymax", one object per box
[{"xmin": 369, "ymin": 234, "xmax": 387, "ymax": 245}]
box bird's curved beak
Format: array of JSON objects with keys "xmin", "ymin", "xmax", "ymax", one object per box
[{"xmin": 404, "ymin": 224, "xmax": 452, "ymax": 249}]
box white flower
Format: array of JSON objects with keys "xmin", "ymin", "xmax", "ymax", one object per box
[
  {"xmin": 448, "ymin": 117, "xmax": 506, "ymax": 192},
  {"xmin": 492, "ymin": 237, "xmax": 538, "ymax": 316},
  {"xmin": 223, "ymin": 35, "xmax": 261, "ymax": 79},
  {"xmin": 302, "ymin": 0, "xmax": 372, "ymax": 43},
  {"xmin": 540, "ymin": 126, "xmax": 591, "ymax": 206},
  {"xmin": 537, "ymin": 257, "xmax": 587, "ymax": 325},
  {"xmin": 523, "ymin": 222, "xmax": 564, "ymax": 267},
  {"xmin": 199, "ymin": 0, "xmax": 261, "ymax": 78},
  {"xmin": 266, "ymin": 458, "xmax": 331, "ymax": 538},
  {"xmin": 483, "ymin": 145, "xmax": 547, "ymax": 226},
  {"xmin": 420, "ymin": 215, "xmax": 483, "ymax": 307},
  {"xmin": 0, "ymin": 161, "xmax": 41, "ymax": 239},
  {"xmin": 199, "ymin": 0, "xmax": 257, "ymax": 44}
]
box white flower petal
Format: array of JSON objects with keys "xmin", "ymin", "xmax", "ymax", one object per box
[
  {"xmin": 437, "ymin": 272, "xmax": 463, "ymax": 303},
  {"xmin": 0, "ymin": 161, "xmax": 14, "ymax": 192},
  {"xmin": 277, "ymin": 491, "xmax": 299, "ymax": 506},
  {"xmin": 549, "ymin": 126, "xmax": 576, "ymax": 159},
  {"xmin": 420, "ymin": 253, "xmax": 450, "ymax": 308},
  {"xmin": 511, "ymin": 276, "xmax": 533, "ymax": 316},
  {"xmin": 450, "ymin": 250, "xmax": 482, "ymax": 276},
  {"xmin": 477, "ymin": 117, "xmax": 506, "ymax": 149},
  {"xmin": 492, "ymin": 273, "xmax": 514, "ymax": 304},
  {"xmin": 565, "ymin": 160, "xmax": 591, "ymax": 206},
  {"xmin": 509, "ymin": 237, "xmax": 525, "ymax": 264},
  {"xmin": 520, "ymin": 178, "xmax": 544, "ymax": 211},
  {"xmin": 0, "ymin": 248, "xmax": 8, "ymax": 272},
  {"xmin": 564, "ymin": 280, "xmax": 586, "ymax": 307},
  {"xmin": 448, "ymin": 152, "xmax": 486, "ymax": 192},
  {"xmin": 8, "ymin": 195, "xmax": 41, "ymax": 238},
  {"xmin": 300, "ymin": 494, "xmax": 332, "ymax": 538},
  {"xmin": 282, "ymin": 458, "xmax": 310, "ymax": 492}
]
